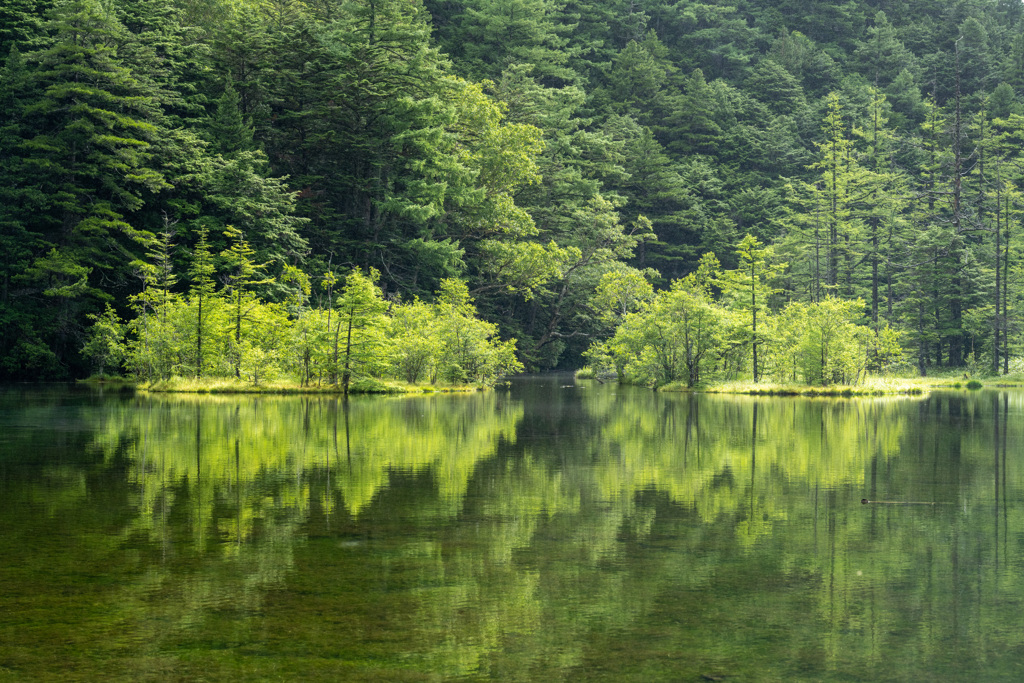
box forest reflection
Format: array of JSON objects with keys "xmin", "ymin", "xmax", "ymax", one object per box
[{"xmin": 3, "ymin": 383, "xmax": 1024, "ymax": 680}]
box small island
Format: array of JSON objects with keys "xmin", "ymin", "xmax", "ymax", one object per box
[
  {"xmin": 83, "ymin": 245, "xmax": 521, "ymax": 394},
  {"xmin": 576, "ymin": 237, "xmax": 1020, "ymax": 396}
]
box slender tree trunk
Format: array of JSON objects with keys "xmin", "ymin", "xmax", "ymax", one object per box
[
  {"xmin": 1005, "ymin": 194, "xmax": 1011, "ymax": 375},
  {"xmin": 870, "ymin": 101, "xmax": 881, "ymax": 336},
  {"xmin": 235, "ymin": 289, "xmax": 242, "ymax": 379},
  {"xmin": 751, "ymin": 261, "xmax": 758, "ymax": 383},
  {"xmin": 828, "ymin": 152, "xmax": 839, "ymax": 289},
  {"xmin": 324, "ymin": 281, "xmax": 333, "ymax": 387},
  {"xmin": 917, "ymin": 299, "xmax": 927, "ymax": 376},
  {"xmin": 814, "ymin": 196, "xmax": 822, "ymax": 302},
  {"xmin": 949, "ymin": 38, "xmax": 965, "ymax": 366},
  {"xmin": 303, "ymin": 330, "xmax": 311, "ymax": 386},
  {"xmin": 196, "ymin": 290, "xmax": 203, "ymax": 378},
  {"xmin": 342, "ymin": 308, "xmax": 354, "ymax": 396},
  {"xmin": 994, "ymin": 164, "xmax": 1002, "ymax": 374},
  {"xmin": 871, "ymin": 231, "xmax": 879, "ymax": 331},
  {"xmin": 333, "ymin": 316, "xmax": 342, "ymax": 385}
]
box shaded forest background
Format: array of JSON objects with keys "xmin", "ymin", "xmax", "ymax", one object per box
[{"xmin": 3, "ymin": 0, "xmax": 1024, "ymax": 380}]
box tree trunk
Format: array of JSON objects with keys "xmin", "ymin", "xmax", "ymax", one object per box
[
  {"xmin": 342, "ymin": 308, "xmax": 354, "ymax": 396},
  {"xmin": 751, "ymin": 261, "xmax": 758, "ymax": 383}
]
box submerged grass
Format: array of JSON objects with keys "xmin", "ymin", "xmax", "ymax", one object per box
[{"xmin": 78, "ymin": 373, "xmax": 135, "ymax": 385}]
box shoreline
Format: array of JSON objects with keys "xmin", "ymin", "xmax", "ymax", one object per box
[
  {"xmin": 79, "ymin": 377, "xmax": 491, "ymax": 395},
  {"xmin": 575, "ymin": 375, "xmax": 1022, "ymax": 397}
]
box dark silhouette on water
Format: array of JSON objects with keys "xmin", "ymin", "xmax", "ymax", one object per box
[{"xmin": 861, "ymin": 498, "xmax": 946, "ymax": 505}]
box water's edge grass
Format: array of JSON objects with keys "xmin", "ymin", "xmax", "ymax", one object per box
[
  {"xmin": 674, "ymin": 379, "xmax": 927, "ymax": 396},
  {"xmin": 79, "ymin": 375, "xmax": 488, "ymax": 395},
  {"xmin": 82, "ymin": 373, "xmax": 1024, "ymax": 397},
  {"xmin": 576, "ymin": 372, "xmax": 1023, "ymax": 396}
]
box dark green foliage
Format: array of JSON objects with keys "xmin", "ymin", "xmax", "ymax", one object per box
[
  {"xmin": 853, "ymin": 11, "xmax": 917, "ymax": 88},
  {"xmin": 746, "ymin": 59, "xmax": 806, "ymax": 115},
  {"xmin": 204, "ymin": 81, "xmax": 254, "ymax": 155},
  {"xmin": 0, "ymin": 0, "xmax": 53, "ymax": 56},
  {"xmin": 767, "ymin": 29, "xmax": 841, "ymax": 97},
  {"xmin": 0, "ymin": 0, "xmax": 169, "ymax": 377},
  {"xmin": 446, "ymin": 0, "xmax": 581, "ymax": 86}
]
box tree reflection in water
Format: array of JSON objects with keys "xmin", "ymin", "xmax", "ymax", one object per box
[{"xmin": 1, "ymin": 382, "xmax": 1023, "ymax": 681}]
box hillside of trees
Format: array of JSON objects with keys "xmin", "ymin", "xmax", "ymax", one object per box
[{"xmin": 2, "ymin": 0, "xmax": 1024, "ymax": 382}]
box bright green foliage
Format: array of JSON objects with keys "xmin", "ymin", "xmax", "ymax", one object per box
[
  {"xmin": 117, "ymin": 247, "xmax": 522, "ymax": 388},
  {"xmin": 187, "ymin": 225, "xmax": 223, "ymax": 378},
  {"xmin": 590, "ymin": 246, "xmax": 894, "ymax": 387},
  {"xmin": 592, "ymin": 266, "xmax": 655, "ymax": 327},
  {"xmin": 440, "ymin": 79, "xmax": 550, "ymax": 296},
  {"xmin": 595, "ymin": 269, "xmax": 726, "ymax": 388},
  {"xmin": 220, "ymin": 225, "xmax": 274, "ymax": 377},
  {"xmin": 124, "ymin": 291, "xmax": 186, "ymax": 379},
  {"xmin": 761, "ymin": 300, "xmax": 806, "ymax": 383},
  {"xmin": 717, "ymin": 234, "xmax": 784, "ymax": 383},
  {"xmin": 279, "ymin": 263, "xmax": 311, "ymax": 314},
  {"xmin": 331, "ymin": 269, "xmax": 389, "ymax": 394},
  {"xmin": 761, "ymin": 296, "xmax": 896, "ymax": 386},
  {"xmin": 761, "ymin": 296, "xmax": 877, "ymax": 385},
  {"xmin": 474, "ymin": 239, "xmax": 565, "ymax": 299},
  {"xmin": 124, "ymin": 226, "xmax": 178, "ymax": 379},
  {"xmin": 81, "ymin": 304, "xmax": 126, "ymax": 375},
  {"xmin": 286, "ymin": 307, "xmax": 328, "ymax": 386},
  {"xmin": 433, "ymin": 279, "xmax": 523, "ymax": 384},
  {"xmin": 389, "ymin": 298, "xmax": 440, "ymax": 384},
  {"xmin": 237, "ymin": 301, "xmax": 290, "ymax": 385},
  {"xmin": 866, "ymin": 324, "xmax": 906, "ymax": 374},
  {"xmin": 797, "ymin": 296, "xmax": 871, "ymax": 385}
]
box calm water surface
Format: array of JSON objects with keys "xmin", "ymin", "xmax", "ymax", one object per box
[{"xmin": 1, "ymin": 378, "xmax": 1023, "ymax": 681}]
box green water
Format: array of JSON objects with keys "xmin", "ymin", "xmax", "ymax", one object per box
[{"xmin": 1, "ymin": 378, "xmax": 1023, "ymax": 681}]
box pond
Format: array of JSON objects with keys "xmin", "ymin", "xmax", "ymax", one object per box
[{"xmin": 1, "ymin": 377, "xmax": 1023, "ymax": 681}]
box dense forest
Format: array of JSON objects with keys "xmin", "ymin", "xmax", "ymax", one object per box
[{"xmin": 2, "ymin": 0, "xmax": 1024, "ymax": 382}]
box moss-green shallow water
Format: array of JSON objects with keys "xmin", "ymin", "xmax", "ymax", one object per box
[{"xmin": 2, "ymin": 378, "xmax": 1024, "ymax": 681}]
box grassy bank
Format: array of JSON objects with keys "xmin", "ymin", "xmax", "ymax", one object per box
[
  {"xmin": 680, "ymin": 378, "xmax": 929, "ymax": 396},
  {"xmin": 82, "ymin": 376, "xmax": 488, "ymax": 395},
  {"xmin": 575, "ymin": 369, "xmax": 1024, "ymax": 396}
]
